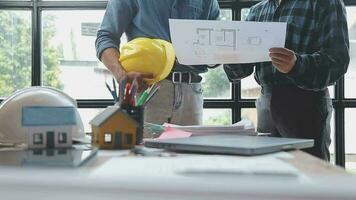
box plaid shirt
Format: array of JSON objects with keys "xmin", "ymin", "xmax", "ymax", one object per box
[{"xmin": 224, "ymin": 0, "xmax": 350, "ymax": 91}]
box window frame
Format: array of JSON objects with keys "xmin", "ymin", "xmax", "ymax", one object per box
[{"xmin": 1, "ymin": 0, "xmax": 356, "ymax": 168}]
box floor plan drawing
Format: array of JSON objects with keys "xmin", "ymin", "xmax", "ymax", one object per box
[
  {"xmin": 194, "ymin": 28, "xmax": 214, "ymax": 46},
  {"xmin": 193, "ymin": 28, "xmax": 237, "ymax": 51},
  {"xmin": 214, "ymin": 29, "xmax": 237, "ymax": 50},
  {"xmin": 169, "ymin": 19, "xmax": 287, "ymax": 65},
  {"xmin": 247, "ymin": 36, "xmax": 262, "ymax": 46}
]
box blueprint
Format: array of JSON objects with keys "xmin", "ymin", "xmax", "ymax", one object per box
[{"xmin": 169, "ymin": 19, "xmax": 287, "ymax": 65}]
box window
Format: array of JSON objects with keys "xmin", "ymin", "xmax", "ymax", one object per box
[
  {"xmin": 345, "ymin": 7, "xmax": 356, "ymax": 98},
  {"xmin": 42, "ymin": 10, "xmax": 109, "ymax": 99},
  {"xmin": 203, "ymin": 109, "xmax": 232, "ymax": 125},
  {"xmin": 33, "ymin": 133, "xmax": 43, "ymax": 145},
  {"xmin": 104, "ymin": 133, "xmax": 112, "ymax": 143},
  {"xmin": 345, "ymin": 109, "xmax": 356, "ymax": 173},
  {"xmin": 0, "ymin": 10, "xmax": 31, "ymax": 98},
  {"xmin": 1, "ymin": 0, "xmax": 356, "ymax": 169},
  {"xmin": 58, "ymin": 132, "xmax": 67, "ymax": 144}
]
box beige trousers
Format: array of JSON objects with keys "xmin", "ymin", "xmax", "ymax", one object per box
[{"xmin": 144, "ymin": 80, "xmax": 203, "ymax": 125}]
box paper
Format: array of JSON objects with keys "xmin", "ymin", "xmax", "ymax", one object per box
[
  {"xmin": 163, "ymin": 120, "xmax": 257, "ymax": 136},
  {"xmin": 90, "ymin": 155, "xmax": 300, "ymax": 179},
  {"xmin": 169, "ymin": 19, "xmax": 287, "ymax": 65},
  {"xmin": 158, "ymin": 127, "xmax": 192, "ymax": 139}
]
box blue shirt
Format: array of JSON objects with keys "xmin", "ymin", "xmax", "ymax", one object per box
[
  {"xmin": 224, "ymin": 0, "xmax": 349, "ymax": 91},
  {"xmin": 95, "ymin": 0, "xmax": 220, "ymax": 74}
]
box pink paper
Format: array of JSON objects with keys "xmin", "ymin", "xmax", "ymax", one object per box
[{"xmin": 158, "ymin": 127, "xmax": 192, "ymax": 139}]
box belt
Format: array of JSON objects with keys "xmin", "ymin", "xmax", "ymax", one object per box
[{"xmin": 166, "ymin": 72, "xmax": 202, "ymax": 84}]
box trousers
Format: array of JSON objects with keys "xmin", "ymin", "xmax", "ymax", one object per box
[
  {"xmin": 144, "ymin": 80, "xmax": 203, "ymax": 125},
  {"xmin": 256, "ymin": 85, "xmax": 333, "ymax": 161}
]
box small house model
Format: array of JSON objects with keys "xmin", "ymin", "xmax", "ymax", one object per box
[
  {"xmin": 90, "ymin": 106, "xmax": 138, "ymax": 149},
  {"xmin": 22, "ymin": 106, "xmax": 76, "ymax": 149},
  {"xmin": 23, "ymin": 149, "xmax": 75, "ymax": 166}
]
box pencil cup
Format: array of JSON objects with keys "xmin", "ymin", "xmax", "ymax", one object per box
[{"xmin": 120, "ymin": 104, "xmax": 144, "ymax": 145}]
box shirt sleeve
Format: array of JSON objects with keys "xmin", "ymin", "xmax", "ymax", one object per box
[
  {"xmin": 286, "ymin": 0, "xmax": 350, "ymax": 91},
  {"xmin": 223, "ymin": 8, "xmax": 256, "ymax": 83},
  {"xmin": 208, "ymin": 0, "xmax": 220, "ymax": 20},
  {"xmin": 95, "ymin": 0, "xmax": 137, "ymax": 60}
]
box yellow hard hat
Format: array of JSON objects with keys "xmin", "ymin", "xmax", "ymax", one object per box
[{"xmin": 119, "ymin": 38, "xmax": 176, "ymax": 84}]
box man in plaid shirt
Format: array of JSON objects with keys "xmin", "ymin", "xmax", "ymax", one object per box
[{"xmin": 224, "ymin": 0, "xmax": 350, "ymax": 160}]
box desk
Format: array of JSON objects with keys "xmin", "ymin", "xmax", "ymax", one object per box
[
  {"xmin": 0, "ymin": 150, "xmax": 355, "ymax": 200},
  {"xmin": 284, "ymin": 151, "xmax": 347, "ymax": 176},
  {"xmin": 86, "ymin": 149, "xmax": 348, "ymax": 176}
]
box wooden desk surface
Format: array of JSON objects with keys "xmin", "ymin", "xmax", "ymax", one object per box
[{"xmin": 286, "ymin": 151, "xmax": 348, "ymax": 176}]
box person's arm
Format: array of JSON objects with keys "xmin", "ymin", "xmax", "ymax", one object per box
[
  {"xmin": 285, "ymin": 0, "xmax": 350, "ymax": 91},
  {"xmin": 95, "ymin": 0, "xmax": 136, "ymax": 61},
  {"xmin": 223, "ymin": 63, "xmax": 255, "ymax": 83},
  {"xmin": 208, "ymin": 0, "xmax": 220, "ymax": 20},
  {"xmin": 100, "ymin": 48, "xmax": 124, "ymax": 81},
  {"xmin": 100, "ymin": 47, "xmax": 152, "ymax": 92},
  {"xmin": 95, "ymin": 0, "xmax": 152, "ymax": 91}
]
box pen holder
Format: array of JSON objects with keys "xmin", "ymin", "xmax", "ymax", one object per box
[{"xmin": 120, "ymin": 104, "xmax": 144, "ymax": 145}]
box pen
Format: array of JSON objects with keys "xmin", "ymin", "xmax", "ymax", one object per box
[
  {"xmin": 143, "ymin": 85, "xmax": 160, "ymax": 106},
  {"xmin": 129, "ymin": 79, "xmax": 138, "ymax": 105},
  {"xmin": 123, "ymin": 83, "xmax": 131, "ymax": 105},
  {"xmin": 112, "ymin": 78, "xmax": 118, "ymax": 101},
  {"xmin": 105, "ymin": 82, "xmax": 117, "ymax": 101},
  {"xmin": 137, "ymin": 89, "xmax": 149, "ymax": 106},
  {"xmin": 119, "ymin": 78, "xmax": 127, "ymax": 106}
]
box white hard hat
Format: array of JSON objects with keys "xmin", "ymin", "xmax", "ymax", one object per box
[{"xmin": 0, "ymin": 87, "xmax": 85, "ymax": 145}]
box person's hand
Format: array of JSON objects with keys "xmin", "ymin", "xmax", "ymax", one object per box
[
  {"xmin": 269, "ymin": 48, "xmax": 297, "ymax": 74},
  {"xmin": 114, "ymin": 65, "xmax": 154, "ymax": 93},
  {"xmin": 100, "ymin": 48, "xmax": 154, "ymax": 92}
]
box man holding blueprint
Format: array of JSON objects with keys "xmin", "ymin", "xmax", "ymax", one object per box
[
  {"xmin": 96, "ymin": 0, "xmax": 220, "ymax": 125},
  {"xmin": 223, "ymin": 0, "xmax": 349, "ymax": 160}
]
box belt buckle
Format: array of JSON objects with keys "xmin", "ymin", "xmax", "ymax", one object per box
[
  {"xmin": 187, "ymin": 73, "xmax": 192, "ymax": 84},
  {"xmin": 172, "ymin": 72, "xmax": 182, "ymax": 83},
  {"xmin": 172, "ymin": 72, "xmax": 192, "ymax": 84}
]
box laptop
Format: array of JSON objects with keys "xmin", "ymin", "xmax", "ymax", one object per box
[{"xmin": 144, "ymin": 134, "xmax": 314, "ymax": 156}]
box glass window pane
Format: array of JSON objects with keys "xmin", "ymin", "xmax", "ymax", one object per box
[
  {"xmin": 241, "ymin": 75, "xmax": 261, "ymax": 99},
  {"xmin": 345, "ymin": 7, "xmax": 356, "ymax": 98},
  {"xmin": 0, "ymin": 11, "xmax": 31, "ymax": 98},
  {"xmin": 241, "ymin": 108, "xmax": 257, "ymax": 129},
  {"xmin": 42, "ymin": 10, "xmax": 121, "ymax": 99},
  {"xmin": 202, "ymin": 9, "xmax": 232, "ymax": 99},
  {"xmin": 241, "ymin": 8, "xmax": 250, "ymax": 21},
  {"xmin": 203, "ymin": 109, "xmax": 232, "ymax": 125},
  {"xmin": 345, "ymin": 109, "xmax": 356, "ymax": 173},
  {"xmin": 329, "ymin": 110, "xmax": 336, "ymax": 164},
  {"xmin": 219, "ymin": 9, "xmax": 233, "ymax": 21},
  {"xmin": 78, "ymin": 108, "xmax": 103, "ymax": 133},
  {"xmin": 202, "ymin": 66, "xmax": 231, "ymax": 99},
  {"xmin": 328, "ymin": 86, "xmax": 334, "ymax": 99}
]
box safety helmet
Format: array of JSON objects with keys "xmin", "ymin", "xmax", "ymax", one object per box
[
  {"xmin": 119, "ymin": 38, "xmax": 176, "ymax": 84},
  {"xmin": 0, "ymin": 87, "xmax": 86, "ymax": 145}
]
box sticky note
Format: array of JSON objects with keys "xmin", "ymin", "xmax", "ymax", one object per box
[{"xmin": 158, "ymin": 127, "xmax": 192, "ymax": 139}]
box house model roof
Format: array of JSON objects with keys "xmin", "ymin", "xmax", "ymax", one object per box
[
  {"xmin": 22, "ymin": 106, "xmax": 77, "ymax": 127},
  {"xmin": 89, "ymin": 106, "xmax": 138, "ymax": 127}
]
